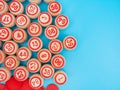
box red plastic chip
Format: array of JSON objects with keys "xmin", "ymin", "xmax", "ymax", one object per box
[
  {"xmin": 19, "ymin": 79, "xmax": 32, "ymax": 90},
  {"xmin": 46, "ymin": 84, "xmax": 59, "ymax": 90},
  {"xmin": 6, "ymin": 77, "xmax": 23, "ymax": 90}
]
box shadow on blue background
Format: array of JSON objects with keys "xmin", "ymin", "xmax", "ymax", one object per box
[{"xmin": 1, "ymin": 0, "xmax": 120, "ymax": 90}]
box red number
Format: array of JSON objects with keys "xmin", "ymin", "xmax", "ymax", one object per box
[
  {"xmin": 55, "ymin": 58, "xmax": 62, "ymax": 66},
  {"xmin": 44, "ymin": 69, "xmax": 50, "ymax": 75},
  {"xmin": 51, "ymin": 4, "xmax": 58, "ymax": 10},
  {"xmin": 11, "ymin": 3, "xmax": 18, "ymax": 10},
  {"xmin": 19, "ymin": 51, "xmax": 27, "ymax": 57},
  {"xmin": 52, "ymin": 43, "xmax": 58, "ymax": 51},
  {"xmin": 32, "ymin": 41, "xmax": 38, "ymax": 47},
  {"xmin": 17, "ymin": 71, "xmax": 24, "ymax": 78}
]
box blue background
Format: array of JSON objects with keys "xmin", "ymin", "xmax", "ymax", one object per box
[{"xmin": 0, "ymin": 0, "xmax": 120, "ymax": 90}]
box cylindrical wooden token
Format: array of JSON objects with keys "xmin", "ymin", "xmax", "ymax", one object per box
[
  {"xmin": 14, "ymin": 66, "xmax": 29, "ymax": 81},
  {"xmin": 48, "ymin": 39, "xmax": 63, "ymax": 54},
  {"xmin": 3, "ymin": 41, "xmax": 18, "ymax": 55},
  {"xmin": 28, "ymin": 37, "xmax": 43, "ymax": 52},
  {"xmin": 53, "ymin": 71, "xmax": 67, "ymax": 85},
  {"xmin": 9, "ymin": 1, "xmax": 24, "ymax": 15},
  {"xmin": 48, "ymin": 1, "xmax": 61, "ymax": 16},
  {"xmin": 45, "ymin": 25, "xmax": 59, "ymax": 40},
  {"xmin": 44, "ymin": 0, "xmax": 55, "ymax": 3},
  {"xmin": 26, "ymin": 4, "xmax": 40, "ymax": 19},
  {"xmin": 16, "ymin": 14, "xmax": 30, "ymax": 29},
  {"xmin": 51, "ymin": 54, "xmax": 65, "ymax": 69},
  {"xmin": 40, "ymin": 64, "xmax": 54, "ymax": 79},
  {"xmin": 0, "ymin": 68, "xmax": 11, "ymax": 82},
  {"xmin": 16, "ymin": 47, "xmax": 32, "ymax": 61},
  {"xmin": 0, "ymin": 50, "xmax": 6, "ymax": 64},
  {"xmin": 1, "ymin": 13, "xmax": 15, "ymax": 27},
  {"xmin": 55, "ymin": 15, "xmax": 69, "ymax": 29},
  {"xmin": 0, "ymin": 27, "xmax": 12, "ymax": 41},
  {"xmin": 29, "ymin": 74, "xmax": 43, "ymax": 89},
  {"xmin": 63, "ymin": 36, "xmax": 77, "ymax": 50},
  {"xmin": 29, "ymin": 0, "xmax": 41, "ymax": 4},
  {"xmin": 28, "ymin": 22, "xmax": 42, "ymax": 37},
  {"xmin": 27, "ymin": 58, "xmax": 41, "ymax": 73},
  {"xmin": 12, "ymin": 28, "xmax": 27, "ymax": 43},
  {"xmin": 38, "ymin": 49, "xmax": 51, "ymax": 63},
  {"xmin": 4, "ymin": 56, "xmax": 20, "ymax": 70},
  {"xmin": 38, "ymin": 12, "xmax": 52, "ymax": 27},
  {"xmin": 0, "ymin": 0, "xmax": 8, "ymax": 15}
]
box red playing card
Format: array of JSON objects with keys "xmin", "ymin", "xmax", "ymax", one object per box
[
  {"xmin": 6, "ymin": 77, "xmax": 23, "ymax": 90},
  {"xmin": 46, "ymin": 84, "xmax": 59, "ymax": 90},
  {"xmin": 19, "ymin": 79, "xmax": 32, "ymax": 90}
]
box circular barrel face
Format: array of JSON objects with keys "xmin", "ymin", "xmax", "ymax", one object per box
[
  {"xmin": 28, "ymin": 37, "xmax": 43, "ymax": 52},
  {"xmin": 48, "ymin": 39, "xmax": 63, "ymax": 54},
  {"xmin": 9, "ymin": 1, "xmax": 24, "ymax": 15},
  {"xmin": 16, "ymin": 14, "xmax": 30, "ymax": 29},
  {"xmin": 26, "ymin": 4, "xmax": 40, "ymax": 19},
  {"xmin": 63, "ymin": 36, "xmax": 77, "ymax": 50},
  {"xmin": 27, "ymin": 58, "xmax": 41, "ymax": 73},
  {"xmin": 40, "ymin": 64, "xmax": 54, "ymax": 79},
  {"xmin": 53, "ymin": 71, "xmax": 67, "ymax": 85},
  {"xmin": 1, "ymin": 13, "xmax": 15, "ymax": 27},
  {"xmin": 55, "ymin": 15, "xmax": 69, "ymax": 29},
  {"xmin": 38, "ymin": 49, "xmax": 51, "ymax": 63},
  {"xmin": 51, "ymin": 54, "xmax": 65, "ymax": 69},
  {"xmin": 29, "ymin": 74, "xmax": 44, "ymax": 89},
  {"xmin": 14, "ymin": 66, "xmax": 29, "ymax": 81},
  {"xmin": 38, "ymin": 12, "xmax": 52, "ymax": 27},
  {"xmin": 16, "ymin": 47, "xmax": 31, "ymax": 61},
  {"xmin": 3, "ymin": 41, "xmax": 18, "ymax": 55},
  {"xmin": 48, "ymin": 1, "xmax": 61, "ymax": 16},
  {"xmin": 28, "ymin": 22, "xmax": 42, "ymax": 37},
  {"xmin": 45, "ymin": 25, "xmax": 59, "ymax": 40}
]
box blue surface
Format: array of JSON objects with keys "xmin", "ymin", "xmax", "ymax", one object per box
[{"xmin": 1, "ymin": 0, "xmax": 120, "ymax": 90}]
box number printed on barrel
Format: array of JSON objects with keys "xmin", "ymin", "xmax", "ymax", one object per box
[
  {"xmin": 40, "ymin": 65, "xmax": 54, "ymax": 78},
  {"xmin": 28, "ymin": 37, "xmax": 43, "ymax": 51},
  {"xmin": 38, "ymin": 49, "xmax": 51, "ymax": 63},
  {"xmin": 31, "ymin": 78, "xmax": 41, "ymax": 87},
  {"xmin": 63, "ymin": 36, "xmax": 77, "ymax": 50},
  {"xmin": 45, "ymin": 25, "xmax": 59, "ymax": 39},
  {"xmin": 48, "ymin": 1, "xmax": 61, "ymax": 16},
  {"xmin": 0, "ymin": 28, "xmax": 11, "ymax": 41},
  {"xmin": 2, "ymin": 13, "xmax": 12, "ymax": 25},
  {"xmin": 16, "ymin": 15, "xmax": 27, "ymax": 26},
  {"xmin": 54, "ymin": 71, "xmax": 67, "ymax": 85},
  {"xmin": 27, "ymin": 4, "xmax": 38, "ymax": 15},
  {"xmin": 49, "ymin": 39, "xmax": 63, "ymax": 54},
  {"xmin": 9, "ymin": 1, "xmax": 21, "ymax": 12},
  {"xmin": 14, "ymin": 68, "xmax": 26, "ymax": 81},
  {"xmin": 3, "ymin": 41, "xmax": 16, "ymax": 55},
  {"xmin": 4, "ymin": 56, "xmax": 16, "ymax": 70},
  {"xmin": 27, "ymin": 59, "xmax": 41, "ymax": 73},
  {"xmin": 55, "ymin": 15, "xmax": 69, "ymax": 29},
  {"xmin": 51, "ymin": 55, "xmax": 65, "ymax": 69},
  {"xmin": 17, "ymin": 47, "xmax": 31, "ymax": 61},
  {"xmin": 28, "ymin": 23, "xmax": 42, "ymax": 36},
  {"xmin": 29, "ymin": 75, "xmax": 43, "ymax": 89}
]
